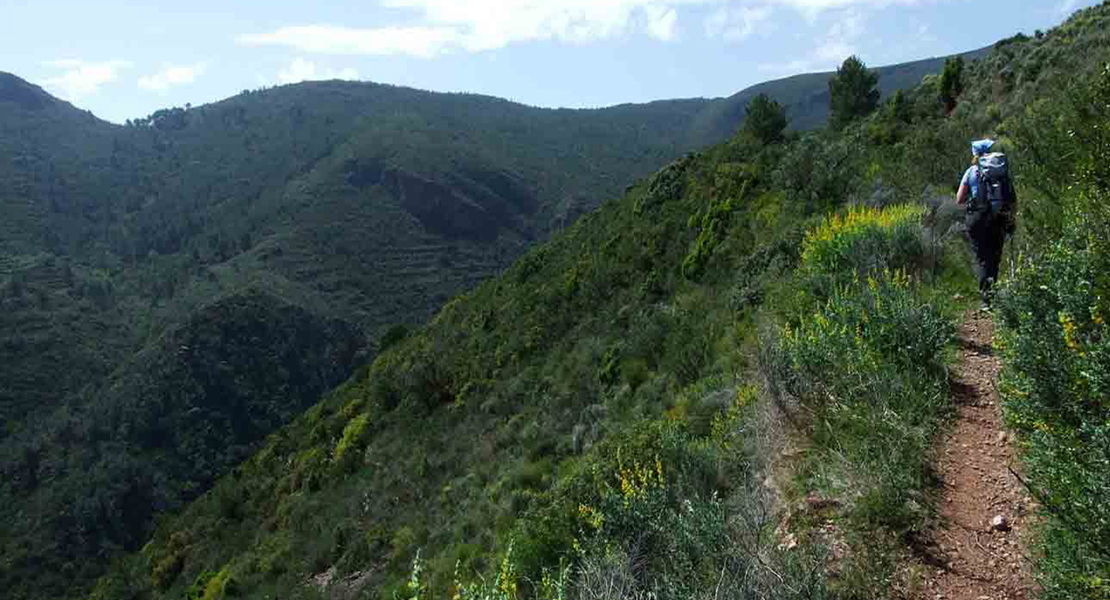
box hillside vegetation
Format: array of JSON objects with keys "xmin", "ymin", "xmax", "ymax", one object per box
[
  {"xmin": 82, "ymin": 4, "xmax": 1110, "ymax": 600},
  {"xmin": 0, "ymin": 74, "xmax": 723, "ymax": 600},
  {"xmin": 0, "ymin": 39, "xmax": 991, "ymax": 600}
]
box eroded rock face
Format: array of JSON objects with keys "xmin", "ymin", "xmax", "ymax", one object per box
[{"xmin": 344, "ymin": 157, "xmax": 536, "ymax": 242}]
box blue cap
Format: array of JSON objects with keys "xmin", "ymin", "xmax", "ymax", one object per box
[{"xmin": 972, "ymin": 139, "xmax": 995, "ymax": 156}]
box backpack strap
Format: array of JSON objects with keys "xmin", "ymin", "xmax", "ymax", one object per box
[{"xmin": 971, "ymin": 165, "xmax": 987, "ymax": 211}]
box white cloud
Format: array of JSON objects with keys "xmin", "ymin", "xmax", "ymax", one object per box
[
  {"xmin": 239, "ymin": 25, "xmax": 464, "ymax": 58},
  {"xmin": 915, "ymin": 22, "xmax": 937, "ymax": 44},
  {"xmin": 705, "ymin": 6, "xmax": 772, "ymax": 42},
  {"xmin": 138, "ymin": 63, "xmax": 207, "ymax": 92},
  {"xmin": 769, "ymin": 0, "xmax": 925, "ymax": 21},
  {"xmin": 644, "ymin": 6, "xmax": 679, "ymax": 41},
  {"xmin": 237, "ymin": 1, "xmax": 703, "ymax": 57},
  {"xmin": 237, "ymin": 0, "xmax": 928, "ymax": 57},
  {"xmin": 276, "ymin": 58, "xmax": 359, "ymax": 84},
  {"xmin": 41, "ymin": 59, "xmax": 132, "ymax": 100},
  {"xmin": 759, "ymin": 9, "xmax": 866, "ymax": 74},
  {"xmin": 1056, "ymin": 0, "xmax": 1079, "ymax": 17},
  {"xmin": 813, "ymin": 10, "xmax": 862, "ymax": 61}
]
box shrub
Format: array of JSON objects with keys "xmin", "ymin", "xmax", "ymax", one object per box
[
  {"xmin": 682, "ymin": 193, "xmax": 744, "ymax": 281},
  {"xmin": 332, "ymin": 412, "xmax": 371, "ymax": 470},
  {"xmin": 762, "ymin": 269, "xmax": 952, "ymax": 533},
  {"xmin": 800, "ymin": 204, "xmax": 926, "ymax": 281},
  {"xmin": 421, "ymin": 399, "xmax": 827, "ymax": 600},
  {"xmin": 996, "ymin": 220, "xmax": 1110, "ymax": 599},
  {"xmin": 993, "ymin": 62, "xmax": 1110, "ymax": 600},
  {"xmin": 510, "ymin": 419, "xmax": 725, "ymax": 592},
  {"xmin": 773, "ymin": 130, "xmax": 866, "ymax": 214}
]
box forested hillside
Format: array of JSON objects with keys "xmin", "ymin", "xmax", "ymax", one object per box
[
  {"xmin": 0, "ymin": 36, "xmax": 993, "ymax": 600},
  {"xmin": 0, "ymin": 74, "xmax": 721, "ymax": 600},
  {"xmin": 0, "ymin": 75, "xmax": 713, "ymax": 433},
  {"xmin": 80, "ymin": 3, "xmax": 1110, "ymax": 600}
]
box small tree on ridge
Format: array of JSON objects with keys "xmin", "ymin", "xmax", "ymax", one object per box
[
  {"xmin": 938, "ymin": 56, "xmax": 965, "ymax": 113},
  {"xmin": 828, "ymin": 55, "xmax": 881, "ymax": 130},
  {"xmin": 743, "ymin": 93, "xmax": 789, "ymax": 145}
]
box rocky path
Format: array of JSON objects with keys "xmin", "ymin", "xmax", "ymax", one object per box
[{"xmin": 915, "ymin": 311, "xmax": 1037, "ymax": 600}]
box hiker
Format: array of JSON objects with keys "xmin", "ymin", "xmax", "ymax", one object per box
[{"xmin": 956, "ymin": 138, "xmax": 1016, "ymax": 311}]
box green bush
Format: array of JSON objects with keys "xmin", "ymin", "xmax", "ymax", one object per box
[
  {"xmin": 423, "ymin": 394, "xmax": 827, "ymax": 600},
  {"xmin": 995, "ymin": 64, "xmax": 1110, "ymax": 597},
  {"xmin": 772, "ymin": 130, "xmax": 866, "ymax": 214},
  {"xmin": 996, "ymin": 221, "xmax": 1110, "ymax": 599},
  {"xmin": 510, "ymin": 419, "xmax": 723, "ymax": 589},
  {"xmin": 682, "ymin": 193, "xmax": 744, "ymax": 281},
  {"xmin": 800, "ymin": 204, "xmax": 926, "ymax": 282},
  {"xmin": 763, "ymin": 269, "xmax": 953, "ymax": 533},
  {"xmin": 332, "ymin": 412, "xmax": 371, "ymax": 470}
]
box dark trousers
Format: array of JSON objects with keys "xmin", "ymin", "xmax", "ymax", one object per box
[{"xmin": 966, "ymin": 209, "xmax": 1007, "ymax": 304}]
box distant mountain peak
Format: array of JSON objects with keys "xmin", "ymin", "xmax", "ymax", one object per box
[{"xmin": 0, "ymin": 71, "xmax": 56, "ymax": 110}]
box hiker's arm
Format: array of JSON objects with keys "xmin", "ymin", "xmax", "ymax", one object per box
[
  {"xmin": 956, "ymin": 182, "xmax": 970, "ymax": 206},
  {"xmin": 1004, "ymin": 180, "xmax": 1018, "ymax": 234}
]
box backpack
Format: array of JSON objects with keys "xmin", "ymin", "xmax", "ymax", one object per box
[{"xmin": 974, "ymin": 152, "xmax": 1015, "ymax": 214}]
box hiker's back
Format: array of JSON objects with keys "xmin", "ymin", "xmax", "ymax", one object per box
[{"xmin": 973, "ymin": 151, "xmax": 1015, "ymax": 215}]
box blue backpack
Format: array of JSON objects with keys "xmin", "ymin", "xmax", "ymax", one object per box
[{"xmin": 974, "ymin": 151, "xmax": 1015, "ymax": 215}]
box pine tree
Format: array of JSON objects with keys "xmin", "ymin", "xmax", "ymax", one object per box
[
  {"xmin": 828, "ymin": 55, "xmax": 881, "ymax": 130},
  {"xmin": 938, "ymin": 56, "xmax": 965, "ymax": 113},
  {"xmin": 892, "ymin": 89, "xmax": 912, "ymax": 124},
  {"xmin": 743, "ymin": 93, "xmax": 789, "ymax": 145}
]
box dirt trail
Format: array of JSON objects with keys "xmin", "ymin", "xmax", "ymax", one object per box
[{"xmin": 914, "ymin": 311, "xmax": 1037, "ymax": 600}]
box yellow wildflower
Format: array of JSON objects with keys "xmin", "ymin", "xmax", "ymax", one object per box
[{"xmin": 1059, "ymin": 312, "xmax": 1083, "ymax": 353}]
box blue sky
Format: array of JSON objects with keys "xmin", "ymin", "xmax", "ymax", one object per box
[{"xmin": 1, "ymin": 0, "xmax": 1099, "ymax": 123}]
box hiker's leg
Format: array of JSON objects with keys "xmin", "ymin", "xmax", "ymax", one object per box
[
  {"xmin": 967, "ymin": 217, "xmax": 995, "ymax": 305},
  {"xmin": 985, "ymin": 222, "xmax": 1005, "ymax": 292}
]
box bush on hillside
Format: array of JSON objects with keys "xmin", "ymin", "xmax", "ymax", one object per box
[
  {"xmin": 995, "ymin": 62, "xmax": 1110, "ymax": 600},
  {"xmin": 996, "ymin": 223, "xmax": 1110, "ymax": 599},
  {"xmin": 412, "ymin": 393, "xmax": 828, "ymax": 600},
  {"xmin": 773, "ymin": 130, "xmax": 867, "ymax": 215},
  {"xmin": 800, "ymin": 204, "xmax": 926, "ymax": 281},
  {"xmin": 761, "ymin": 203, "xmax": 954, "ymax": 563},
  {"xmin": 1008, "ymin": 62, "xmax": 1110, "ymax": 245},
  {"xmin": 763, "ymin": 270, "xmax": 951, "ymax": 531}
]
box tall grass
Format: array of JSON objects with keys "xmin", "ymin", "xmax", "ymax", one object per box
[{"xmin": 761, "ymin": 203, "xmax": 956, "ymax": 594}]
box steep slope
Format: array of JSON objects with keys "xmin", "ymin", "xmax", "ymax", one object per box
[
  {"xmin": 0, "ymin": 35, "xmax": 1045, "ymax": 599},
  {"xmin": 0, "ymin": 77, "xmax": 726, "ymax": 600},
  {"xmin": 89, "ymin": 126, "xmax": 802, "ymax": 600},
  {"xmin": 84, "ymin": 4, "xmax": 1110, "ymax": 600}
]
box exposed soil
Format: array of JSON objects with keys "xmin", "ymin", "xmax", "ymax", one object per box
[{"xmin": 912, "ymin": 311, "xmax": 1038, "ymax": 600}]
